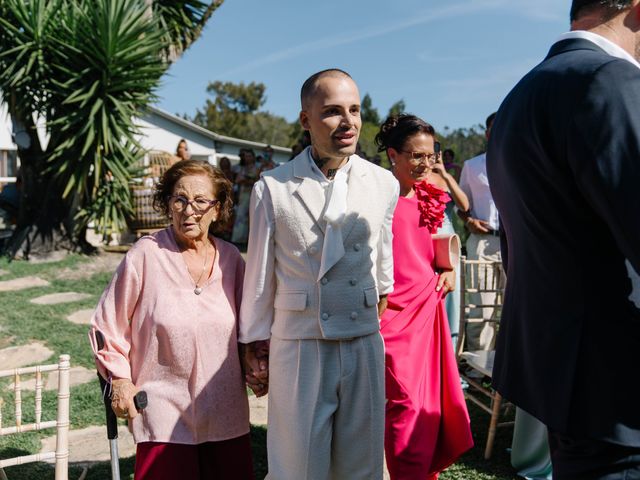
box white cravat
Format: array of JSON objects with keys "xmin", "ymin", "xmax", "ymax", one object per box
[{"xmin": 318, "ymin": 165, "xmax": 348, "ymax": 280}]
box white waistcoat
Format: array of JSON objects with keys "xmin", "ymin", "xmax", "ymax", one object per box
[{"xmin": 261, "ymin": 153, "xmax": 398, "ymax": 340}]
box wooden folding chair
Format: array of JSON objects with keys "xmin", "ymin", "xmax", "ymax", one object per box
[
  {"xmin": 127, "ymin": 151, "xmax": 174, "ymax": 238},
  {"xmin": 456, "ymin": 258, "xmax": 513, "ymax": 459},
  {"xmin": 0, "ymin": 354, "xmax": 70, "ymax": 479}
]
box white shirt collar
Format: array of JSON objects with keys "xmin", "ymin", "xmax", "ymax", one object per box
[{"xmin": 557, "ymin": 31, "xmax": 640, "ymax": 70}]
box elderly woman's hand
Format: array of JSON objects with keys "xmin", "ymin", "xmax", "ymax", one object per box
[
  {"xmin": 111, "ymin": 378, "xmax": 139, "ymax": 419},
  {"xmin": 239, "ymin": 341, "xmax": 269, "ymax": 397},
  {"xmin": 436, "ymin": 270, "xmax": 456, "ymax": 296}
]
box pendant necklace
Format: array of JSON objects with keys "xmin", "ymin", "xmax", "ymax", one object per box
[{"xmin": 192, "ymin": 241, "xmax": 214, "ymax": 295}]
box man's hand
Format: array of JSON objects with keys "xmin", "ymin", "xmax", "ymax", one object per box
[
  {"xmin": 466, "ymin": 217, "xmax": 491, "ymax": 234},
  {"xmin": 436, "ymin": 270, "xmax": 456, "ymax": 296},
  {"xmin": 377, "ymin": 295, "xmax": 388, "ymax": 317},
  {"xmin": 239, "ymin": 340, "xmax": 270, "ymax": 397},
  {"xmin": 111, "ymin": 378, "xmax": 139, "ymax": 419}
]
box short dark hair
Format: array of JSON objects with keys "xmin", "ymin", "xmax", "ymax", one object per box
[
  {"xmin": 300, "ymin": 69, "xmax": 353, "ymax": 109},
  {"xmin": 374, "ymin": 114, "xmax": 436, "ymax": 153},
  {"xmin": 486, "ymin": 112, "xmax": 497, "ymax": 130},
  {"xmin": 570, "ymin": 0, "xmax": 632, "ymax": 21},
  {"xmin": 153, "ymin": 160, "xmax": 234, "ymax": 234}
]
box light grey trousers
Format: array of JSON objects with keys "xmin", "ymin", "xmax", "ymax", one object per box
[{"xmin": 265, "ymin": 333, "xmax": 385, "ymax": 480}]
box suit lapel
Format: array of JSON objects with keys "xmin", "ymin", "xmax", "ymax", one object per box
[
  {"xmin": 341, "ymin": 156, "xmax": 367, "ymax": 243},
  {"xmin": 293, "ymin": 151, "xmax": 326, "ymax": 233}
]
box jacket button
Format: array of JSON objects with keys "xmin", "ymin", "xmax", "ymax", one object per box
[
  {"xmin": 350, "ymin": 312, "xmax": 358, "ymax": 320},
  {"xmin": 321, "ymin": 313, "xmax": 329, "ymax": 320},
  {"xmin": 309, "ymin": 246, "xmax": 318, "ymax": 255},
  {"xmin": 321, "ymin": 277, "xmax": 328, "ymax": 285},
  {"xmin": 350, "ymin": 279, "xmax": 357, "ymax": 286},
  {"xmin": 353, "ymin": 243, "xmax": 361, "ymax": 251}
]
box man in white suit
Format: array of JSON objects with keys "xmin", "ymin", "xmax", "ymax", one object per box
[{"xmin": 239, "ymin": 69, "xmax": 399, "ymax": 479}]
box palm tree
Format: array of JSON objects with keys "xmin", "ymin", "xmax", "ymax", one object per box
[{"xmin": 0, "ymin": 0, "xmax": 224, "ymax": 257}]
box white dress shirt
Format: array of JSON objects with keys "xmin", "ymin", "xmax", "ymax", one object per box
[
  {"xmin": 239, "ymin": 152, "xmax": 394, "ymax": 343},
  {"xmin": 459, "ymin": 153, "xmax": 500, "ymax": 231},
  {"xmin": 557, "ymin": 30, "xmax": 640, "ymax": 69}
]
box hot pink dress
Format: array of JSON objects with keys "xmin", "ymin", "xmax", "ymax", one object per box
[{"xmin": 381, "ymin": 181, "xmax": 473, "ymax": 479}]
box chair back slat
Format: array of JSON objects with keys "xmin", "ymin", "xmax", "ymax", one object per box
[
  {"xmin": 14, "ymin": 373, "xmax": 21, "ymax": 427},
  {"xmin": 0, "ymin": 355, "xmax": 70, "ymax": 480},
  {"xmin": 456, "ymin": 256, "xmax": 506, "ymax": 357},
  {"xmin": 35, "ymin": 369, "xmax": 42, "ymax": 424}
]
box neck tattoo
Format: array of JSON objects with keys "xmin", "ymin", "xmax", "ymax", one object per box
[
  {"xmin": 314, "ymin": 156, "xmax": 329, "ymax": 170},
  {"xmin": 327, "ymin": 168, "xmax": 338, "ymax": 180}
]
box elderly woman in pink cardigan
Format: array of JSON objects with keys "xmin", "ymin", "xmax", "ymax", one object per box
[{"xmin": 89, "ymin": 160, "xmax": 254, "ymax": 480}]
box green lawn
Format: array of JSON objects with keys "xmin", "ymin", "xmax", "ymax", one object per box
[{"xmin": 0, "ymin": 253, "xmax": 519, "ymax": 479}]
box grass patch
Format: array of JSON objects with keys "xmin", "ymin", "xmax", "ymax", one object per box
[
  {"xmin": 0, "ymin": 254, "xmax": 87, "ymax": 281},
  {"xmin": 0, "ymin": 253, "xmax": 521, "ymax": 479}
]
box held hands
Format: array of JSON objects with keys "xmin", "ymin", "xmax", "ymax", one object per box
[
  {"xmin": 465, "ymin": 217, "xmax": 491, "ymax": 234},
  {"xmin": 110, "ymin": 378, "xmax": 139, "ymax": 419},
  {"xmin": 436, "ymin": 270, "xmax": 456, "ymax": 296},
  {"xmin": 240, "ymin": 340, "xmax": 270, "ymax": 397}
]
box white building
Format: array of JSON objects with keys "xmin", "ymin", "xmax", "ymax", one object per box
[
  {"xmin": 0, "ymin": 103, "xmax": 18, "ymax": 183},
  {"xmin": 0, "ymin": 103, "xmax": 292, "ymax": 184}
]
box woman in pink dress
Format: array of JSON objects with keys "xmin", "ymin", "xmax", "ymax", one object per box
[
  {"xmin": 89, "ymin": 160, "xmax": 253, "ymax": 480},
  {"xmin": 375, "ymin": 115, "xmax": 473, "ymax": 479}
]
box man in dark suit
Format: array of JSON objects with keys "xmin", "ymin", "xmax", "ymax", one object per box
[{"xmin": 487, "ymin": 1, "xmax": 640, "ymax": 478}]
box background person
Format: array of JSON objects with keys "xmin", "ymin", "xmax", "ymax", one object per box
[
  {"xmin": 458, "ymin": 112, "xmax": 503, "ymax": 352},
  {"xmin": 89, "ymin": 160, "xmax": 253, "ymax": 480},
  {"xmin": 376, "ymin": 114, "xmax": 472, "ymax": 479},
  {"xmin": 442, "ymin": 148, "xmax": 461, "ymax": 181},
  {"xmin": 487, "ymin": 1, "xmax": 640, "ymax": 477},
  {"xmin": 176, "ymin": 138, "xmax": 191, "ymax": 162},
  {"xmin": 230, "ymin": 148, "xmax": 259, "ymax": 249}
]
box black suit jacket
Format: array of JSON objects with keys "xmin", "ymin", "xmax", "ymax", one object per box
[{"xmin": 487, "ymin": 38, "xmax": 640, "ymax": 446}]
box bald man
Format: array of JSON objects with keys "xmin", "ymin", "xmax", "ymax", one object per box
[{"xmin": 239, "ymin": 69, "xmax": 399, "ymax": 479}]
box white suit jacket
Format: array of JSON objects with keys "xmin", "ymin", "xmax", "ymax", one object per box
[{"xmin": 239, "ymin": 149, "xmax": 399, "ymax": 342}]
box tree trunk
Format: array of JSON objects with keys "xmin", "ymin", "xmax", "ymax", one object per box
[{"xmin": 2, "ymin": 104, "xmax": 81, "ymax": 258}]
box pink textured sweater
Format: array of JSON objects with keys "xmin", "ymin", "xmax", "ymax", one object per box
[{"xmin": 89, "ymin": 228, "xmax": 249, "ymax": 444}]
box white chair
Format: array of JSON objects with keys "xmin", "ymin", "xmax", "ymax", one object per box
[
  {"xmin": 0, "ymin": 354, "xmax": 70, "ymax": 480},
  {"xmin": 456, "ymin": 258, "xmax": 513, "ymax": 459}
]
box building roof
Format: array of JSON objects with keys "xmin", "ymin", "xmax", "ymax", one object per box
[{"xmin": 145, "ymin": 106, "xmax": 291, "ymax": 154}]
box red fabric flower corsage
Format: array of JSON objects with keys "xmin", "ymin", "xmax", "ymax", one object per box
[{"xmin": 414, "ymin": 181, "xmax": 451, "ymax": 233}]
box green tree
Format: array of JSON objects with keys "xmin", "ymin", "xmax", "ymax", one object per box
[
  {"xmin": 388, "ymin": 99, "xmax": 406, "ymax": 117},
  {"xmin": 361, "ymin": 93, "xmax": 380, "ymax": 124},
  {"xmin": 0, "ymin": 0, "xmax": 222, "ymax": 256},
  {"xmin": 192, "ymin": 80, "xmax": 297, "ymax": 146},
  {"xmin": 438, "ymin": 124, "xmax": 487, "ymax": 164}
]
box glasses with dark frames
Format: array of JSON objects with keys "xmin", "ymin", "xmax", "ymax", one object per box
[{"xmin": 168, "ymin": 195, "xmax": 218, "ymax": 213}]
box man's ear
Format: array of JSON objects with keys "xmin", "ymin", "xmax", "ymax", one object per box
[{"xmin": 299, "ymin": 110, "xmax": 310, "ymax": 130}]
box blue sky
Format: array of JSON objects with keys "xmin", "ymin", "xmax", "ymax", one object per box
[{"xmin": 155, "ymin": 0, "xmax": 572, "ymax": 138}]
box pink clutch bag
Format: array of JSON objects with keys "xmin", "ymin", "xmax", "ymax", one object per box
[{"xmin": 432, "ymin": 233, "xmax": 460, "ymax": 270}]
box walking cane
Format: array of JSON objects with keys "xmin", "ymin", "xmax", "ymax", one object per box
[{"xmin": 95, "ymin": 331, "xmax": 148, "ymax": 480}]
